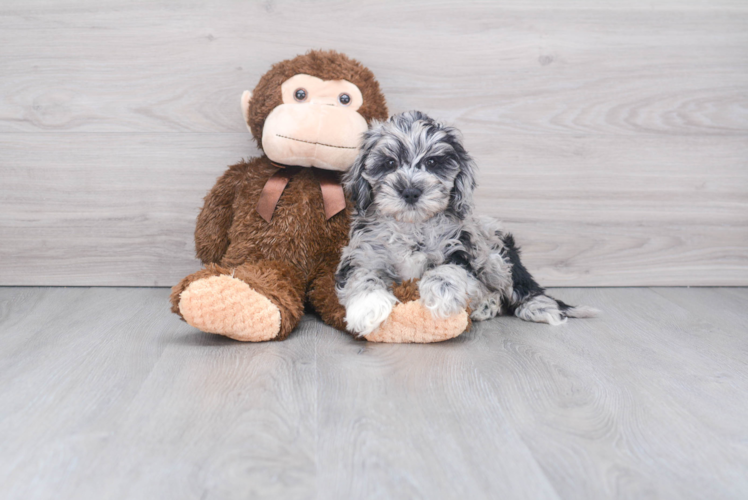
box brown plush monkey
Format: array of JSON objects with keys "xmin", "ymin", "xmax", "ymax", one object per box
[{"xmin": 170, "ymin": 50, "xmax": 467, "ymax": 342}]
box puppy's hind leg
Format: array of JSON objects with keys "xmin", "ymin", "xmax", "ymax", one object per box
[
  {"xmin": 514, "ymin": 294, "xmax": 569, "ymax": 325},
  {"xmin": 501, "ymin": 233, "xmax": 599, "ymax": 325},
  {"xmin": 555, "ymin": 299, "xmax": 601, "ymax": 319},
  {"xmin": 514, "ymin": 295, "xmax": 600, "ymax": 325}
]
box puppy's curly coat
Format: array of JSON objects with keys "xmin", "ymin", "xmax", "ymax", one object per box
[{"xmin": 336, "ymin": 111, "xmax": 597, "ymax": 336}]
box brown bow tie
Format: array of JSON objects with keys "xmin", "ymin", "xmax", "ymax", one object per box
[{"xmin": 255, "ymin": 162, "xmax": 347, "ymax": 223}]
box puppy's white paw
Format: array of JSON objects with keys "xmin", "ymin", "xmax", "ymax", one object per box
[
  {"xmin": 470, "ymin": 292, "xmax": 503, "ymax": 321},
  {"xmin": 345, "ymin": 289, "xmax": 398, "ymax": 336},
  {"xmin": 419, "ymin": 273, "xmax": 470, "ymax": 319},
  {"xmin": 515, "ymin": 294, "xmax": 568, "ymax": 326}
]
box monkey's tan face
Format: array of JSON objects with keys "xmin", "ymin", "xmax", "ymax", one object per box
[{"xmin": 245, "ymin": 74, "xmax": 369, "ymax": 171}]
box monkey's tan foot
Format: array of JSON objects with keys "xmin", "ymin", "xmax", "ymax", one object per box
[
  {"xmin": 178, "ymin": 275, "xmax": 281, "ymax": 342},
  {"xmin": 364, "ymin": 300, "xmax": 468, "ymax": 343}
]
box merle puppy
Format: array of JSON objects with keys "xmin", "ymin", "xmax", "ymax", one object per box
[{"xmin": 335, "ymin": 111, "xmax": 597, "ymax": 336}]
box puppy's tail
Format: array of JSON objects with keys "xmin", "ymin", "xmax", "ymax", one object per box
[{"xmin": 556, "ymin": 299, "xmax": 601, "ymax": 319}]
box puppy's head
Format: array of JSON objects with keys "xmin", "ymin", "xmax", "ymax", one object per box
[{"xmin": 344, "ymin": 110, "xmax": 476, "ymax": 222}]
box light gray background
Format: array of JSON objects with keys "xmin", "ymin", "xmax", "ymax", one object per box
[{"xmin": 1, "ymin": 0, "xmax": 747, "ymax": 286}]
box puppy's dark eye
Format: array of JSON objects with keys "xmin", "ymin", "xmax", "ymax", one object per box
[
  {"xmin": 386, "ymin": 159, "xmax": 397, "ymax": 168},
  {"xmin": 426, "ymin": 158, "xmax": 436, "ymax": 167},
  {"xmin": 294, "ymin": 88, "xmax": 307, "ymax": 102},
  {"xmin": 338, "ymin": 93, "xmax": 351, "ymax": 105}
]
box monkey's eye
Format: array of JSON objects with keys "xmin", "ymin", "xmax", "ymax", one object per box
[
  {"xmin": 294, "ymin": 88, "xmax": 307, "ymax": 102},
  {"xmin": 338, "ymin": 93, "xmax": 351, "ymax": 106}
]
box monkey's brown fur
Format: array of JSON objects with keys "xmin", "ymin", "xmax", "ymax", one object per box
[{"xmin": 170, "ymin": 51, "xmax": 388, "ymax": 340}]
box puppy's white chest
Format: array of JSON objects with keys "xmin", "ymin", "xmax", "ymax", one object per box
[{"xmin": 394, "ymin": 248, "xmax": 428, "ymax": 281}]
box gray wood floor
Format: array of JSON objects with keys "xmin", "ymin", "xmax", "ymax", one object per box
[{"xmin": 0, "ymin": 287, "xmax": 746, "ymax": 499}]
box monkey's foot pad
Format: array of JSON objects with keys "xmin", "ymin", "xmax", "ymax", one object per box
[
  {"xmin": 178, "ymin": 275, "xmax": 281, "ymax": 342},
  {"xmin": 365, "ymin": 300, "xmax": 468, "ymax": 343}
]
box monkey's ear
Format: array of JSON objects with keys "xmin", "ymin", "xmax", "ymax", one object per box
[{"xmin": 241, "ymin": 90, "xmax": 252, "ymax": 132}]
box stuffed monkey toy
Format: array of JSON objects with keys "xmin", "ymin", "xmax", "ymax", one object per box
[{"xmin": 170, "ymin": 50, "xmax": 468, "ymax": 342}]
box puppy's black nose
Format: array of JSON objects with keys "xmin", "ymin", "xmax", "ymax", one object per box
[{"xmin": 401, "ymin": 187, "xmax": 422, "ymax": 205}]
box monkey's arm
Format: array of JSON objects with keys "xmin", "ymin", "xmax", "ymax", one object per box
[{"xmin": 194, "ymin": 162, "xmax": 247, "ymax": 264}]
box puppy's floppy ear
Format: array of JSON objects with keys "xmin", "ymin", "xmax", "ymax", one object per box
[
  {"xmin": 343, "ymin": 125, "xmax": 380, "ymax": 213},
  {"xmin": 446, "ymin": 128, "xmax": 477, "ymax": 219},
  {"xmin": 346, "ymin": 156, "xmax": 372, "ymax": 213}
]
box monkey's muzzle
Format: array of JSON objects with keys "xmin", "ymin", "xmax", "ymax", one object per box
[{"xmin": 262, "ymin": 104, "xmax": 368, "ymax": 171}]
